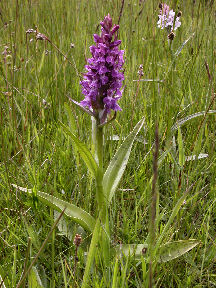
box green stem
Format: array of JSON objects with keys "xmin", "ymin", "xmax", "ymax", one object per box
[
  {"xmin": 92, "ymin": 117, "xmax": 105, "ymax": 219},
  {"xmin": 51, "ymin": 220, "xmax": 55, "ymax": 287},
  {"xmin": 92, "ymin": 116, "xmax": 110, "ymax": 270},
  {"xmin": 82, "ymin": 116, "xmax": 111, "ymax": 288},
  {"xmin": 92, "ymin": 116, "xmax": 103, "ymax": 168}
]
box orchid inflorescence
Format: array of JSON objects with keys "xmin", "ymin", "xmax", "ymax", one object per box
[
  {"xmin": 157, "ymin": 3, "xmax": 181, "ymax": 35},
  {"xmin": 80, "ymin": 14, "xmax": 124, "ymax": 124}
]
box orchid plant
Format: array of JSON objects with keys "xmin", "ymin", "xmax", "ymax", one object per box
[
  {"xmin": 157, "ymin": 3, "xmax": 182, "ymax": 42},
  {"xmin": 13, "ymin": 14, "xmax": 199, "ymax": 287}
]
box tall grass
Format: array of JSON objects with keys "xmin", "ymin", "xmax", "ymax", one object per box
[{"xmin": 0, "ymin": 0, "xmax": 215, "ymax": 287}]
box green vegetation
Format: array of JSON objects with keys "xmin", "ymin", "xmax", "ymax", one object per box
[{"xmin": 0, "ymin": 0, "xmax": 215, "ymax": 287}]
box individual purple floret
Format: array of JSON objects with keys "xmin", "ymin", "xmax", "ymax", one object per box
[
  {"xmin": 80, "ymin": 14, "xmax": 124, "ymax": 123},
  {"xmin": 157, "ymin": 3, "xmax": 181, "ymax": 32}
]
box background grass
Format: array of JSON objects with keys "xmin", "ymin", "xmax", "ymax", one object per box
[{"xmin": 0, "ymin": 0, "xmax": 216, "ymax": 287}]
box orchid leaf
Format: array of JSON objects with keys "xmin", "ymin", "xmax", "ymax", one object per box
[
  {"xmin": 59, "ymin": 121, "xmax": 98, "ymax": 178},
  {"xmin": 158, "ymin": 239, "xmax": 199, "ymax": 262},
  {"xmin": 12, "ymin": 185, "xmax": 95, "ymax": 232},
  {"xmin": 103, "ymin": 117, "xmax": 145, "ymax": 203},
  {"xmin": 116, "ymin": 239, "xmax": 199, "ymax": 263},
  {"xmin": 116, "ymin": 243, "xmax": 148, "ymax": 260}
]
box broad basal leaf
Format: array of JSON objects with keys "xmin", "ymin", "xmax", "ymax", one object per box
[
  {"xmin": 103, "ymin": 117, "xmax": 145, "ymax": 203},
  {"xmin": 116, "ymin": 243, "xmax": 148, "ymax": 259},
  {"xmin": 116, "ymin": 239, "xmax": 199, "ymax": 263},
  {"xmin": 12, "ymin": 184, "xmax": 95, "ymax": 232},
  {"xmin": 158, "ymin": 239, "xmax": 199, "ymax": 262},
  {"xmin": 59, "ymin": 121, "xmax": 98, "ymax": 178}
]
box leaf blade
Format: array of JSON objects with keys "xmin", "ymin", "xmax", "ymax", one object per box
[
  {"xmin": 158, "ymin": 240, "xmax": 199, "ymax": 262},
  {"xmin": 171, "ymin": 110, "xmax": 216, "ymax": 131},
  {"xmin": 116, "ymin": 239, "xmax": 199, "ymax": 263},
  {"xmin": 103, "ymin": 118, "xmax": 145, "ymax": 203},
  {"xmin": 59, "ymin": 121, "xmax": 98, "ymax": 177},
  {"xmin": 12, "ymin": 184, "xmax": 95, "ymax": 232}
]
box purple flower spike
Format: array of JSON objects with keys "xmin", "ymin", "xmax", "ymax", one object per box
[
  {"xmin": 80, "ymin": 14, "xmax": 124, "ymax": 123},
  {"xmin": 157, "ymin": 3, "xmax": 181, "ymax": 32}
]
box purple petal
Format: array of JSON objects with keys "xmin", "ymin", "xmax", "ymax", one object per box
[
  {"xmin": 111, "ymin": 25, "xmax": 119, "ymax": 35},
  {"xmin": 93, "ymin": 34, "xmax": 101, "ymax": 43}
]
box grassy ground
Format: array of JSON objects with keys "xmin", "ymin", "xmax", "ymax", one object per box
[{"xmin": 0, "ymin": 0, "xmax": 216, "ymax": 287}]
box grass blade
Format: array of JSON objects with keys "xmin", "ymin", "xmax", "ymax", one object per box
[
  {"xmin": 155, "ymin": 184, "xmax": 194, "ymax": 250},
  {"xmin": 81, "ymin": 218, "xmax": 101, "ymax": 288},
  {"xmin": 174, "ymin": 33, "xmax": 195, "ymax": 57},
  {"xmin": 171, "ymin": 110, "xmax": 216, "ymax": 131},
  {"xmin": 16, "ymin": 208, "xmax": 66, "ymax": 288},
  {"xmin": 178, "ymin": 126, "xmax": 185, "ymax": 167},
  {"xmin": 28, "ymin": 267, "xmax": 44, "ymax": 288}
]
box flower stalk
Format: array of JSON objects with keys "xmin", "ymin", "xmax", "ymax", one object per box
[{"xmin": 92, "ymin": 115, "xmax": 110, "ymax": 267}]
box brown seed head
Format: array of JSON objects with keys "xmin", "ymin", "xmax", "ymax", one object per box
[
  {"xmin": 36, "ymin": 33, "xmax": 47, "ymax": 41},
  {"xmin": 26, "ymin": 28, "xmax": 36, "ymax": 34},
  {"xmin": 2, "ymin": 46, "xmax": 9, "ymax": 56},
  {"xmin": 73, "ymin": 234, "xmax": 82, "ymax": 247},
  {"xmin": 177, "ymin": 11, "xmax": 182, "ymax": 17},
  {"xmin": 138, "ymin": 64, "xmax": 144, "ymax": 77},
  {"xmin": 168, "ymin": 32, "xmax": 175, "ymax": 40}
]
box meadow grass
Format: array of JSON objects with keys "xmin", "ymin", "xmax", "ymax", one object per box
[{"xmin": 0, "ymin": 0, "xmax": 216, "ymax": 287}]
